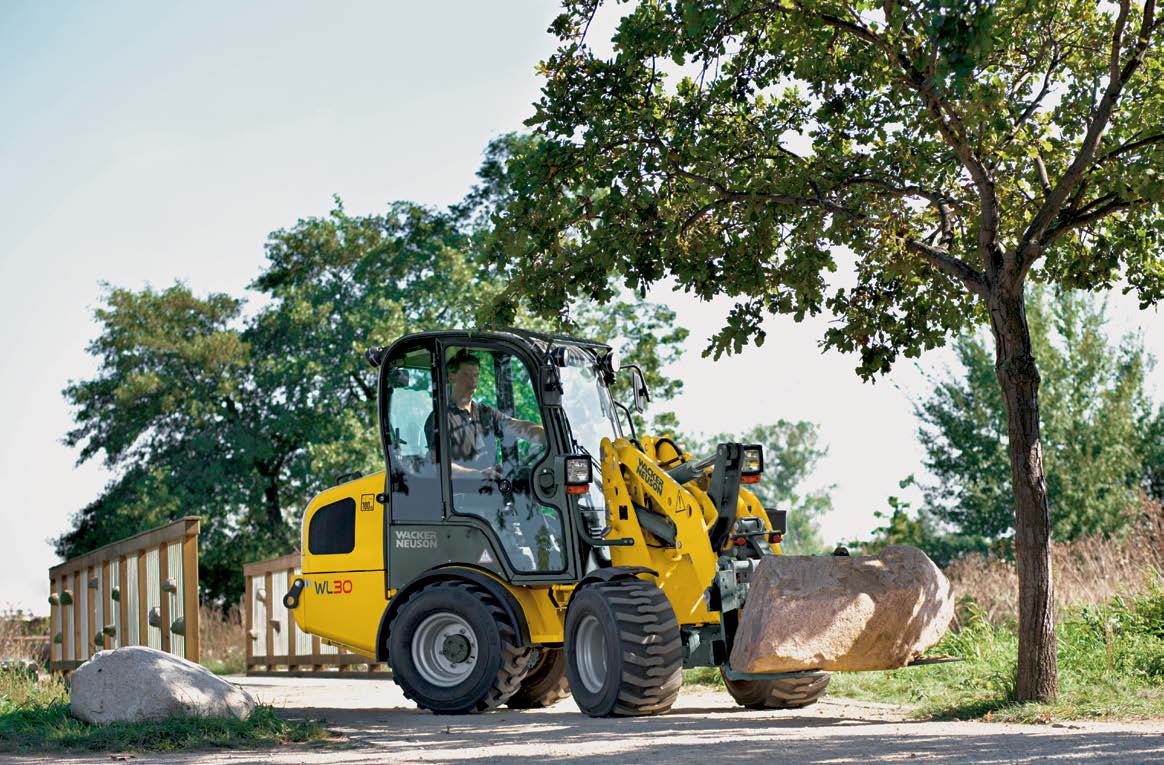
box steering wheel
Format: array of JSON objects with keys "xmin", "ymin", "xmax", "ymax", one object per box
[{"xmin": 496, "ymin": 442, "xmax": 548, "ymax": 496}]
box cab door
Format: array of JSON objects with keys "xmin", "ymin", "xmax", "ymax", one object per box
[{"xmin": 382, "ymin": 336, "xmax": 577, "ymax": 587}]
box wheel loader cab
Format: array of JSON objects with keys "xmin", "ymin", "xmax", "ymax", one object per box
[{"xmin": 375, "ymin": 334, "xmax": 593, "ymax": 588}]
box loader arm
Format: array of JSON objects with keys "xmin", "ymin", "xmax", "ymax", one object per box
[{"xmin": 594, "ymin": 435, "xmax": 776, "ymax": 630}]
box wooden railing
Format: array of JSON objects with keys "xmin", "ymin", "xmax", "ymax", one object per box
[
  {"xmin": 48, "ymin": 517, "xmax": 200, "ymax": 672},
  {"xmin": 243, "ymin": 552, "xmax": 390, "ymax": 677}
]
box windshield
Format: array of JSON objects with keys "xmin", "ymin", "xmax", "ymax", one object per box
[{"xmin": 558, "ymin": 345, "xmax": 622, "ymax": 463}]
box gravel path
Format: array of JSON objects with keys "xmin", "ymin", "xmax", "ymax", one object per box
[{"xmin": 11, "ymin": 675, "xmax": 1164, "ymax": 764}]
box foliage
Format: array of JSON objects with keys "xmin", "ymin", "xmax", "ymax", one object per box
[
  {"xmin": 915, "ymin": 287, "xmax": 1163, "ymax": 543},
  {"xmin": 855, "ymin": 486, "xmax": 988, "ymax": 567},
  {"xmin": 0, "ymin": 674, "xmax": 329, "ymax": 753},
  {"xmin": 487, "ymin": 1, "xmax": 1163, "ymax": 371},
  {"xmin": 830, "ymin": 584, "xmax": 1164, "ymax": 722}
]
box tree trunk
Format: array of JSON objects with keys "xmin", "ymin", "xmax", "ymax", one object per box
[
  {"xmin": 263, "ymin": 480, "xmax": 283, "ymax": 532},
  {"xmin": 989, "ymin": 289, "xmax": 1059, "ymax": 702}
]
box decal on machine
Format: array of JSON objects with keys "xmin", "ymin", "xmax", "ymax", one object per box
[
  {"xmin": 636, "ymin": 459, "xmax": 665, "ymax": 495},
  {"xmin": 314, "ymin": 579, "xmax": 353, "ymax": 595},
  {"xmin": 477, "ymin": 548, "xmax": 494, "ymax": 564},
  {"xmin": 360, "ymin": 493, "xmax": 376, "ymax": 512},
  {"xmin": 394, "ymin": 529, "xmax": 438, "ymax": 549}
]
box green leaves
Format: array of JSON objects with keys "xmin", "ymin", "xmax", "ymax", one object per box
[{"xmin": 499, "ymin": 0, "xmax": 1164, "ymax": 373}]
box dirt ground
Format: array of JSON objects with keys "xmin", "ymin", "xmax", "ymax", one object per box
[{"xmin": 13, "ymin": 675, "xmax": 1164, "ymax": 764}]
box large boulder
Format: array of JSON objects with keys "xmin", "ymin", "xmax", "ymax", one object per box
[
  {"xmin": 70, "ymin": 646, "xmax": 255, "ymax": 724},
  {"xmin": 730, "ymin": 544, "xmax": 955, "ymax": 673}
]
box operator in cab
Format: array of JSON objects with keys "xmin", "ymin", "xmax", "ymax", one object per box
[{"xmin": 424, "ymin": 349, "xmax": 545, "ymax": 481}]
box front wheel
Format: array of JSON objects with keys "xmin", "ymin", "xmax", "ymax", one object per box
[
  {"xmin": 720, "ymin": 670, "xmax": 831, "ymax": 709},
  {"xmin": 387, "ymin": 581, "xmax": 532, "ymax": 714},
  {"xmin": 564, "ymin": 579, "xmax": 683, "ymax": 717}
]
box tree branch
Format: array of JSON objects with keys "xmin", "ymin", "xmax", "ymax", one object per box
[
  {"xmin": 1046, "ymin": 196, "xmax": 1151, "ymax": 244},
  {"xmin": 904, "ymin": 239, "xmax": 989, "ymax": 299},
  {"xmin": 777, "ymin": 1, "xmax": 1003, "ymax": 276},
  {"xmin": 1019, "ymin": 0, "xmax": 1156, "ymax": 275},
  {"xmin": 1097, "ymin": 131, "xmax": 1164, "ymax": 164}
]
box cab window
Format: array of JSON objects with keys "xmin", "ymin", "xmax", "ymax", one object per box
[{"xmin": 436, "ymin": 346, "xmax": 564, "ymax": 572}]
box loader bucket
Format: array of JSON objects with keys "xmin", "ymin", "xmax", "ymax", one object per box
[{"xmin": 730, "ymin": 544, "xmax": 955, "ymax": 674}]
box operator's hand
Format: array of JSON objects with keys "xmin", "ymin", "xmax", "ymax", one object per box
[{"xmin": 480, "ymin": 465, "xmax": 502, "ymax": 480}]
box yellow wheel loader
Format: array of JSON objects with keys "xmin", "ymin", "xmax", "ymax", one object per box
[{"xmin": 285, "ymin": 329, "xmax": 830, "ymax": 716}]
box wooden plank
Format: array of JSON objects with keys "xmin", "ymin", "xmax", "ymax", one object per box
[
  {"xmin": 182, "ymin": 529, "xmax": 200, "ymax": 662},
  {"xmin": 59, "ymin": 578, "xmax": 69, "ymax": 665},
  {"xmin": 49, "ymin": 517, "xmax": 200, "ymax": 579},
  {"xmin": 86, "ymin": 566, "xmax": 96, "ymax": 658},
  {"xmin": 50, "ymin": 660, "xmax": 86, "ymax": 672},
  {"xmin": 101, "ymin": 562, "xmax": 111, "ymax": 650},
  {"xmin": 264, "ymin": 571, "xmax": 274, "ymax": 672},
  {"xmin": 284, "ymin": 568, "xmax": 298, "ymax": 670},
  {"xmin": 71, "ymin": 572, "xmax": 81, "ymax": 664},
  {"xmin": 158, "ymin": 543, "xmax": 171, "ymax": 653},
  {"xmin": 137, "ymin": 553, "xmax": 147, "ymax": 646},
  {"xmin": 312, "ymin": 635, "xmax": 322, "ymax": 672},
  {"xmin": 245, "ymin": 669, "xmax": 394, "ymax": 679},
  {"xmin": 118, "ymin": 557, "xmax": 129, "ymax": 648},
  {"xmin": 48, "ymin": 577, "xmax": 58, "ymax": 664},
  {"xmin": 243, "ymin": 551, "xmax": 301, "ymax": 577},
  {"xmin": 255, "ymin": 653, "xmax": 377, "ymax": 666},
  {"xmin": 245, "ymin": 573, "xmax": 255, "ymax": 670}
]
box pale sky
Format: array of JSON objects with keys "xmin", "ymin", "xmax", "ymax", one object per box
[{"xmin": 2, "ymin": 2, "xmax": 1160, "ymax": 617}]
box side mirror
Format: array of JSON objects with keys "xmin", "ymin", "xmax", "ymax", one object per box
[
  {"xmin": 365, "ymin": 347, "xmax": 385, "ymax": 368},
  {"xmin": 630, "ymin": 367, "xmax": 650, "ymax": 413}
]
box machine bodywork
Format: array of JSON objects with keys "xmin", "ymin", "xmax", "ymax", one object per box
[{"xmin": 288, "ymin": 329, "xmax": 825, "ymax": 715}]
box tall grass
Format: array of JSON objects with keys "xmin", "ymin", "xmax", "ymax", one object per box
[
  {"xmin": 0, "ymin": 610, "xmax": 49, "ymax": 667},
  {"xmin": 946, "ymin": 495, "xmax": 1164, "ymax": 625},
  {"xmin": 200, "ymin": 605, "xmax": 245, "ymax": 676}
]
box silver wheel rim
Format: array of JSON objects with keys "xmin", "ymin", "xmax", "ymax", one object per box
[
  {"xmin": 412, "ymin": 612, "xmax": 478, "ymax": 686},
  {"xmin": 575, "ymin": 614, "xmax": 607, "ymax": 693}
]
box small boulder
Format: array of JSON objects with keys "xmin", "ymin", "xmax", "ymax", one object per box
[
  {"xmin": 730, "ymin": 544, "xmax": 955, "ymax": 673},
  {"xmin": 70, "ymin": 646, "xmax": 254, "ymax": 724}
]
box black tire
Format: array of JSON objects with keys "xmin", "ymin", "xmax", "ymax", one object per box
[
  {"xmin": 564, "ymin": 579, "xmax": 683, "ymax": 717},
  {"xmin": 506, "ymin": 647, "xmax": 571, "ymax": 708},
  {"xmin": 720, "ymin": 670, "xmax": 831, "ymax": 709},
  {"xmin": 387, "ymin": 581, "xmax": 532, "ymax": 714}
]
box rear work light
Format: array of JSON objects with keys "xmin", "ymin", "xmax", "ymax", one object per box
[
  {"xmin": 741, "ymin": 444, "xmax": 764, "ymax": 484},
  {"xmin": 565, "ymin": 455, "xmax": 593, "ymax": 495}
]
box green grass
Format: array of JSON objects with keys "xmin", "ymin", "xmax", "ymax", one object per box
[
  {"xmin": 830, "ymin": 581, "xmax": 1164, "ymax": 722},
  {"xmin": 684, "ymin": 579, "xmax": 1164, "ymax": 723},
  {"xmin": 0, "ymin": 672, "xmax": 334, "ymax": 753}
]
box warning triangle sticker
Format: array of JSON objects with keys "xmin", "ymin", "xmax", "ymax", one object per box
[{"xmin": 477, "ymin": 549, "xmax": 494, "ymax": 565}]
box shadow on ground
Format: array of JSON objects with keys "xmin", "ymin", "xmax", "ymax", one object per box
[{"xmin": 258, "ymin": 696, "xmax": 1164, "ymax": 765}]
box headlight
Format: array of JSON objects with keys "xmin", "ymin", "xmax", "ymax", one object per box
[
  {"xmin": 741, "ymin": 444, "xmax": 763, "ymax": 484},
  {"xmin": 565, "ymin": 455, "xmax": 593, "ymax": 494}
]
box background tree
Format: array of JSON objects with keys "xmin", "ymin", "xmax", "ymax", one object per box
[
  {"xmin": 485, "ymin": 0, "xmax": 1164, "ymax": 700},
  {"xmin": 916, "ymin": 286, "xmax": 1163, "ymax": 547}
]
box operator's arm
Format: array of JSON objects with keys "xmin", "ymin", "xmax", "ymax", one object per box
[{"xmin": 503, "ymin": 416, "xmax": 545, "ymax": 445}]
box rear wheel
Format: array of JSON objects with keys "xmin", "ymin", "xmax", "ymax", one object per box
[
  {"xmin": 388, "ymin": 581, "xmax": 532, "ymax": 714},
  {"xmin": 720, "ymin": 670, "xmax": 831, "ymax": 709},
  {"xmin": 564, "ymin": 579, "xmax": 683, "ymax": 717},
  {"xmin": 506, "ymin": 647, "xmax": 570, "ymax": 708}
]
